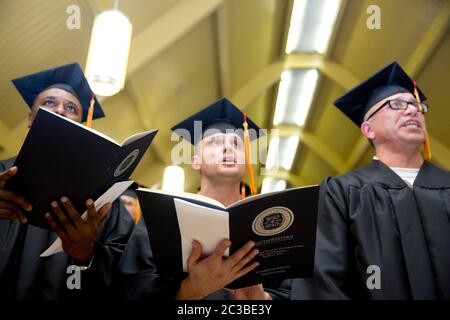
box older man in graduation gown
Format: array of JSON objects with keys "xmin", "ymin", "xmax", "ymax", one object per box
[
  {"xmin": 119, "ymin": 98, "xmax": 290, "ymax": 300},
  {"xmin": 290, "ymin": 61, "xmax": 450, "ymax": 300},
  {"xmin": 0, "ymin": 63, "xmax": 135, "ymax": 299}
]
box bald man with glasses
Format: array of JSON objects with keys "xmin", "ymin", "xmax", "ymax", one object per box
[{"xmin": 289, "ymin": 61, "xmax": 449, "ymax": 300}]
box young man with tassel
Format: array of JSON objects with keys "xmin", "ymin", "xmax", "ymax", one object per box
[
  {"xmin": 289, "ymin": 61, "xmax": 449, "ymax": 299},
  {"xmin": 119, "ymin": 98, "xmax": 289, "ymax": 300}
]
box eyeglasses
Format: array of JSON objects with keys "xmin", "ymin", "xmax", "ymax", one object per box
[{"xmin": 365, "ymin": 99, "xmax": 429, "ymax": 121}]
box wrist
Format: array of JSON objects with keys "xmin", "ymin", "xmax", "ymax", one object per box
[
  {"xmin": 72, "ymin": 253, "xmax": 95, "ymax": 271},
  {"xmin": 175, "ymin": 277, "xmax": 205, "ymax": 300},
  {"xmin": 70, "ymin": 240, "xmax": 96, "ymax": 266}
]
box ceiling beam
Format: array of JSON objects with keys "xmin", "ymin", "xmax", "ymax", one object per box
[
  {"xmin": 126, "ymin": 76, "xmax": 167, "ymax": 165},
  {"xmin": 126, "ymin": 77, "xmax": 155, "ymax": 132},
  {"xmin": 214, "ymin": 4, "xmax": 231, "ymax": 97},
  {"xmin": 405, "ymin": 1, "xmax": 450, "ymax": 76},
  {"xmin": 232, "ymin": 54, "xmax": 360, "ymax": 111},
  {"xmin": 299, "ymin": 130, "xmax": 344, "ymax": 173},
  {"xmin": 286, "ymin": 54, "xmax": 360, "ymax": 90},
  {"xmin": 127, "ymin": 0, "xmax": 224, "ymax": 77},
  {"xmin": 276, "ymin": 125, "xmax": 344, "ymax": 173},
  {"xmin": 231, "ymin": 61, "xmax": 284, "ymax": 108}
]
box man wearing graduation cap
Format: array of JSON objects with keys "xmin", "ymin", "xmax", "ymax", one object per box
[
  {"xmin": 289, "ymin": 61, "xmax": 450, "ymax": 299},
  {"xmin": 0, "ymin": 63, "xmax": 135, "ymax": 299},
  {"xmin": 119, "ymin": 98, "xmax": 289, "ymax": 300}
]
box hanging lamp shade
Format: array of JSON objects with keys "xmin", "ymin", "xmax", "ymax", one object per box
[{"xmin": 85, "ymin": 10, "xmax": 132, "ymax": 96}]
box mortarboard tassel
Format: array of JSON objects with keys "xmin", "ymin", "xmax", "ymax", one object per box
[
  {"xmin": 413, "ymin": 81, "xmax": 431, "ymax": 161},
  {"xmin": 240, "ymin": 182, "xmax": 246, "ymax": 199},
  {"xmin": 243, "ymin": 113, "xmax": 257, "ymax": 196},
  {"xmin": 135, "ymin": 198, "xmax": 141, "ymax": 224},
  {"xmin": 86, "ymin": 94, "xmax": 95, "ymax": 128}
]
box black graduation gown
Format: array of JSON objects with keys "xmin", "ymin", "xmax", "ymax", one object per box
[
  {"xmin": 0, "ymin": 157, "xmax": 136, "ymax": 299},
  {"xmin": 290, "ymin": 160, "xmax": 450, "ymax": 300},
  {"xmin": 119, "ymin": 217, "xmax": 290, "ymax": 300}
]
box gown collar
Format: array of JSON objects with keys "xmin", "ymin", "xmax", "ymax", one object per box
[{"xmin": 361, "ymin": 160, "xmax": 449, "ymax": 189}]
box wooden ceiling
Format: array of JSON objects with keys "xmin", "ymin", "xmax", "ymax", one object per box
[{"xmin": 1, "ymin": 0, "xmax": 449, "ymax": 192}]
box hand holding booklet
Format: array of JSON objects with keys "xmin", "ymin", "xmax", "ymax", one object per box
[
  {"xmin": 6, "ymin": 108, "xmax": 158, "ymax": 230},
  {"xmin": 40, "ymin": 180, "xmax": 134, "ymax": 257},
  {"xmin": 137, "ymin": 185, "xmax": 319, "ymax": 289}
]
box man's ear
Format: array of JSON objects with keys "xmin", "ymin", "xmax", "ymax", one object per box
[
  {"xmin": 361, "ymin": 121, "xmax": 376, "ymax": 140},
  {"xmin": 27, "ymin": 111, "xmax": 34, "ymax": 128},
  {"xmin": 192, "ymin": 154, "xmax": 201, "ymax": 171}
]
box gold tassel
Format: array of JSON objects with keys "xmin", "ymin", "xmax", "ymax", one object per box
[
  {"xmin": 86, "ymin": 94, "xmax": 95, "ymax": 128},
  {"xmin": 134, "ymin": 198, "xmax": 141, "ymax": 224},
  {"xmin": 413, "ymin": 81, "xmax": 431, "ymax": 161},
  {"xmin": 243, "ymin": 113, "xmax": 257, "ymax": 195},
  {"xmin": 240, "ymin": 182, "xmax": 246, "ymax": 199}
]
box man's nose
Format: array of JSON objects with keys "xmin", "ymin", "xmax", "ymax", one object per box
[
  {"xmin": 54, "ymin": 102, "xmax": 65, "ymax": 115},
  {"xmin": 223, "ymin": 139, "xmax": 233, "ymax": 150},
  {"xmin": 404, "ymin": 102, "xmax": 419, "ymax": 116}
]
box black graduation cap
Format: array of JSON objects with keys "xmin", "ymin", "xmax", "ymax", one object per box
[
  {"xmin": 170, "ymin": 97, "xmax": 263, "ymax": 145},
  {"xmin": 334, "ymin": 61, "xmax": 427, "ymax": 126},
  {"xmin": 12, "ymin": 63, "xmax": 105, "ymax": 122}
]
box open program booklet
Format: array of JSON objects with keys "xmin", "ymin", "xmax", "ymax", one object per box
[
  {"xmin": 137, "ymin": 185, "xmax": 319, "ymax": 288},
  {"xmin": 6, "ymin": 108, "xmax": 157, "ymax": 229}
]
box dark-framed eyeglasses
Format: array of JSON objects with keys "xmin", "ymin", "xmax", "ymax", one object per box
[{"xmin": 364, "ymin": 99, "xmax": 429, "ymax": 121}]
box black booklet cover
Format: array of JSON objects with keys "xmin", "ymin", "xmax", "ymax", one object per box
[
  {"xmin": 137, "ymin": 185, "xmax": 319, "ymax": 289},
  {"xmin": 6, "ymin": 108, "xmax": 158, "ymax": 229}
]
